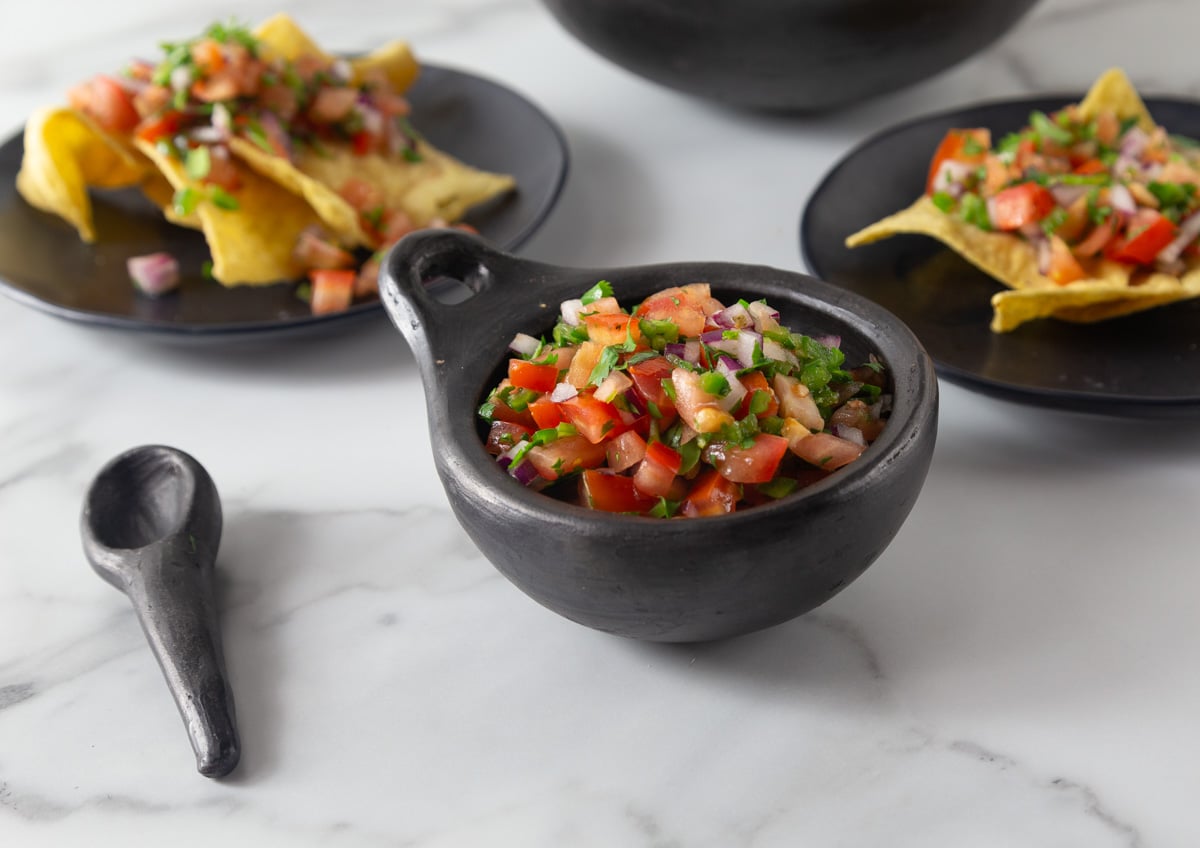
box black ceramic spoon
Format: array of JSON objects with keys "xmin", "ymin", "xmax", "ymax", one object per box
[{"xmin": 81, "ymin": 445, "xmax": 240, "ymax": 778}]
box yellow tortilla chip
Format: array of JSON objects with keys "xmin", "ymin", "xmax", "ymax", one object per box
[
  {"xmin": 136, "ymin": 138, "xmax": 326, "ymax": 285},
  {"xmin": 845, "ymin": 69, "xmax": 1200, "ymax": 332},
  {"xmin": 16, "ymin": 107, "xmax": 149, "ymax": 241},
  {"xmin": 254, "ymin": 13, "xmax": 419, "ymax": 93}
]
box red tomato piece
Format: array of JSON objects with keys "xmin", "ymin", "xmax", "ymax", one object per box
[
  {"xmin": 134, "ymin": 110, "xmax": 183, "ymax": 144},
  {"xmin": 1072, "ymin": 157, "xmax": 1108, "ymax": 175},
  {"xmin": 1072, "ymin": 219, "xmax": 1117, "ymax": 258},
  {"xmin": 925, "ymin": 128, "xmax": 990, "ymax": 195},
  {"xmin": 508, "ymin": 360, "xmax": 558, "ymax": 393},
  {"xmin": 681, "ymin": 470, "xmax": 742, "ymax": 517},
  {"xmin": 988, "ymin": 182, "xmax": 1056, "ymax": 230},
  {"xmin": 606, "ymin": 430, "xmax": 647, "ymax": 472},
  {"xmin": 528, "ymin": 396, "xmax": 563, "ymax": 430},
  {"xmin": 309, "ymin": 269, "xmax": 355, "ymax": 316},
  {"xmin": 583, "ymin": 312, "xmax": 641, "ymax": 346},
  {"xmin": 633, "ymin": 455, "xmax": 677, "ymax": 498},
  {"xmin": 626, "ymin": 356, "xmax": 678, "ymax": 424},
  {"xmin": 1046, "ymin": 235, "xmax": 1088, "ymax": 285},
  {"xmin": 579, "ymin": 470, "xmax": 657, "ymax": 514},
  {"xmin": 1106, "ymin": 209, "xmax": 1177, "ymax": 265},
  {"xmin": 737, "ymin": 371, "xmax": 779, "ymax": 419},
  {"xmin": 527, "ymin": 436, "xmax": 608, "ymax": 481},
  {"xmin": 68, "ymin": 75, "xmax": 140, "ymax": 133},
  {"xmin": 791, "ymin": 432, "xmax": 865, "ymax": 471},
  {"xmin": 717, "ymin": 434, "xmax": 790, "ymax": 484},
  {"xmin": 558, "ymin": 394, "xmax": 624, "ymax": 444},
  {"xmin": 634, "ymin": 287, "xmax": 708, "ymax": 337},
  {"xmin": 644, "ymin": 440, "xmax": 683, "ymax": 474}
]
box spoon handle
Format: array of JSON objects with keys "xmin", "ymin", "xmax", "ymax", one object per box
[{"xmin": 125, "ymin": 550, "xmax": 240, "ymax": 778}]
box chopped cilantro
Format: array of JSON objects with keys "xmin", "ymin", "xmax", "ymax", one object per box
[
  {"xmin": 581, "ymin": 280, "xmax": 613, "ymax": 305},
  {"xmin": 959, "ymin": 192, "xmax": 992, "ymax": 231},
  {"xmin": 648, "ymin": 498, "xmax": 680, "ymax": 519},
  {"xmin": 1118, "ymin": 115, "xmax": 1142, "ymax": 136},
  {"xmin": 1041, "ymin": 206, "xmax": 1069, "ymax": 236},
  {"xmin": 1030, "ymin": 110, "xmax": 1074, "ymax": 145},
  {"xmin": 402, "ymin": 147, "xmax": 423, "ymax": 163},
  {"xmin": 961, "ymin": 135, "xmax": 986, "ymax": 156},
  {"xmin": 757, "ymin": 477, "xmax": 799, "ymax": 499},
  {"xmin": 295, "ymin": 280, "xmax": 312, "ymax": 304},
  {"xmin": 930, "ymin": 191, "xmax": 956, "ymax": 214}
]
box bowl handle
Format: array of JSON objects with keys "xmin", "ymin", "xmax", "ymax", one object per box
[{"xmin": 379, "ymin": 229, "xmax": 554, "ymax": 366}]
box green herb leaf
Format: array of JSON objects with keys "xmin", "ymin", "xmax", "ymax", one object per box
[
  {"xmin": 930, "ymin": 191, "xmax": 956, "ymax": 214},
  {"xmin": 581, "ymin": 280, "xmax": 614, "ymax": 305},
  {"xmin": 1030, "ymin": 110, "xmax": 1074, "ymax": 146},
  {"xmin": 757, "ymin": 477, "xmax": 799, "ymax": 499},
  {"xmin": 959, "ymin": 192, "xmax": 992, "ymax": 231}
]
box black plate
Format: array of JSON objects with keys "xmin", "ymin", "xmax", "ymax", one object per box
[
  {"xmin": 0, "ymin": 64, "xmax": 568, "ymax": 338},
  {"xmin": 801, "ymin": 95, "xmax": 1200, "ymax": 419}
]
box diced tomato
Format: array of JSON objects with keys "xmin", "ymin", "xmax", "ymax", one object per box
[
  {"xmin": 579, "ymin": 471, "xmax": 657, "ymax": 514},
  {"xmin": 191, "ymin": 73, "xmax": 241, "ymax": 103},
  {"xmin": 354, "ymin": 255, "xmax": 381, "ymax": 299},
  {"xmin": 925, "ymin": 128, "xmax": 990, "ymax": 195},
  {"xmin": 487, "ymin": 380, "xmax": 536, "ymax": 429},
  {"xmin": 68, "ymin": 75, "xmax": 140, "ymax": 133},
  {"xmin": 790, "ymin": 432, "xmax": 865, "ymax": 471},
  {"xmin": 1072, "ymin": 157, "xmax": 1107, "ymax": 175},
  {"xmin": 1072, "ymin": 219, "xmax": 1116, "ymax": 258},
  {"xmin": 988, "ymin": 182, "xmax": 1056, "ymax": 230},
  {"xmin": 671, "ymin": 368, "xmax": 734, "ymax": 434},
  {"xmin": 508, "ymin": 360, "xmax": 558, "ymax": 393},
  {"xmin": 309, "ymin": 269, "xmax": 356, "ymax": 316},
  {"xmin": 1093, "ymin": 109, "xmax": 1119, "ymax": 146},
  {"xmin": 583, "ymin": 312, "xmax": 642, "ymax": 346},
  {"xmin": 717, "ymin": 434, "xmax": 790, "ymax": 484},
  {"xmin": 485, "ymin": 421, "xmax": 532, "ymax": 455},
  {"xmin": 828, "ymin": 400, "xmax": 885, "ymax": 442},
  {"xmin": 134, "ymin": 110, "xmax": 184, "ymax": 144},
  {"xmin": 606, "ymin": 430, "xmax": 647, "ymax": 472},
  {"xmin": 634, "ymin": 286, "xmax": 709, "ymax": 337},
  {"xmin": 566, "ymin": 341, "xmax": 605, "ymax": 388},
  {"xmin": 1046, "ymin": 235, "xmax": 1088, "ymax": 285},
  {"xmin": 351, "ymin": 130, "xmax": 374, "ymax": 156},
  {"xmin": 644, "ymin": 440, "xmax": 683, "ymax": 474},
  {"xmin": 633, "ymin": 454, "xmax": 678, "ymax": 498},
  {"xmin": 1106, "ymin": 209, "xmax": 1177, "ymax": 265},
  {"xmin": 626, "ymin": 356, "xmax": 678, "ymax": 424},
  {"xmin": 680, "ymin": 470, "xmax": 741, "ymax": 518},
  {"xmin": 308, "ymin": 86, "xmax": 359, "ymax": 123},
  {"xmin": 528, "ymin": 396, "xmax": 563, "ymax": 430},
  {"xmin": 339, "ymin": 178, "xmax": 384, "ymax": 213},
  {"xmin": 190, "ymin": 39, "xmax": 226, "ymax": 74},
  {"xmin": 259, "ymin": 83, "xmax": 299, "ymax": 121},
  {"xmin": 203, "ymin": 145, "xmax": 242, "ymax": 191},
  {"xmin": 737, "ymin": 371, "xmax": 779, "ymax": 418},
  {"xmin": 294, "ymin": 228, "xmax": 354, "ymax": 270},
  {"xmin": 527, "ymin": 436, "xmax": 607, "ymax": 481},
  {"xmin": 558, "ymin": 394, "xmax": 624, "ymax": 444}
]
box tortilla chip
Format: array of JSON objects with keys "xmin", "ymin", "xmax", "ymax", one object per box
[
  {"xmin": 845, "ymin": 69, "xmax": 1200, "ymax": 332},
  {"xmin": 254, "ymin": 13, "xmax": 419, "ymax": 93},
  {"xmin": 136, "ymin": 138, "xmax": 326, "ymax": 285},
  {"xmin": 294, "ymin": 140, "xmax": 515, "ymax": 228},
  {"xmin": 16, "ymin": 107, "xmax": 149, "ymax": 241},
  {"xmin": 1077, "ymin": 68, "xmax": 1154, "ymax": 131}
]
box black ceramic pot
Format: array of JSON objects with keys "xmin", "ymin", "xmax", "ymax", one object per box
[
  {"xmin": 381, "ymin": 230, "xmax": 937, "ymax": 641},
  {"xmin": 540, "ymin": 0, "xmax": 1039, "ymax": 111}
]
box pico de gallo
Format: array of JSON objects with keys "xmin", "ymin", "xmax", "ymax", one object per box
[
  {"xmin": 479, "ymin": 282, "xmax": 889, "ymax": 518},
  {"xmin": 66, "ymin": 19, "xmax": 469, "ymax": 312},
  {"xmin": 926, "ymin": 105, "xmax": 1200, "ymax": 284}
]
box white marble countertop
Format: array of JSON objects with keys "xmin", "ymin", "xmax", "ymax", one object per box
[{"xmin": 3, "ymin": 0, "xmax": 1200, "ymax": 844}]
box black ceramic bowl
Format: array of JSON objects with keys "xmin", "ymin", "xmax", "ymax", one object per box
[
  {"xmin": 539, "ymin": 0, "xmax": 1039, "ymax": 111},
  {"xmin": 381, "ymin": 231, "xmax": 937, "ymax": 641}
]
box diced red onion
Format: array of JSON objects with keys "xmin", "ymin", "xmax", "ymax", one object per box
[
  {"xmin": 499, "ymin": 440, "xmax": 527, "ymax": 464},
  {"xmin": 127, "ymin": 252, "xmax": 180, "ymax": 296},
  {"xmin": 355, "ymin": 103, "xmax": 384, "ymax": 137},
  {"xmin": 1050, "ymin": 184, "xmax": 1089, "ymax": 208},
  {"xmin": 835, "ymin": 381, "xmax": 864, "ymax": 404},
  {"xmin": 1033, "ymin": 234, "xmax": 1051, "ymax": 275},
  {"xmin": 814, "ymin": 334, "xmax": 841, "ymax": 350},
  {"xmin": 699, "ymin": 329, "xmax": 728, "ymax": 344},
  {"xmin": 509, "ymin": 332, "xmax": 540, "ymax": 357},
  {"xmin": 550, "ymin": 382, "xmax": 577, "ymax": 403},
  {"xmin": 1156, "ymin": 209, "xmax": 1200, "ymax": 264},
  {"xmin": 1156, "ymin": 257, "xmax": 1186, "ymax": 275},
  {"xmin": 511, "ymin": 457, "xmax": 541, "ymax": 486},
  {"xmin": 1109, "ymin": 183, "xmax": 1137, "ymax": 218},
  {"xmin": 212, "ymin": 103, "xmax": 232, "ymax": 133},
  {"xmin": 705, "ymin": 338, "xmax": 742, "ymax": 363},
  {"xmin": 560, "ymin": 298, "xmax": 585, "ymax": 326},
  {"xmin": 1120, "ymin": 126, "xmax": 1149, "ymax": 157},
  {"xmin": 832, "ymin": 424, "xmax": 866, "ymax": 447},
  {"xmin": 189, "ymin": 126, "xmax": 226, "ymax": 144},
  {"xmin": 710, "ymin": 301, "xmax": 751, "ymax": 329}
]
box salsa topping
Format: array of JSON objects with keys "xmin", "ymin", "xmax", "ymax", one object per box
[
  {"xmin": 926, "ymin": 106, "xmax": 1200, "ymax": 283},
  {"xmin": 479, "ymin": 283, "xmax": 889, "ymax": 518}
]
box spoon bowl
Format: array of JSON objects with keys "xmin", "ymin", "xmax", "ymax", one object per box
[
  {"xmin": 82, "ymin": 445, "xmax": 239, "ymax": 778},
  {"xmin": 381, "ymin": 231, "xmax": 938, "ymax": 642}
]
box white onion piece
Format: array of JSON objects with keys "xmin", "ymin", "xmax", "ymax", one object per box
[
  {"xmin": 508, "ymin": 332, "xmax": 540, "ymax": 357},
  {"xmin": 1156, "ymin": 210, "xmax": 1200, "ymax": 264},
  {"xmin": 550, "ymin": 382, "xmax": 578, "ymax": 403},
  {"xmin": 189, "ymin": 126, "xmax": 226, "ymax": 144},
  {"xmin": 169, "ymin": 65, "xmax": 193, "ymax": 91},
  {"xmin": 734, "ymin": 329, "xmax": 762, "ymax": 367},
  {"xmin": 932, "ymin": 159, "xmax": 974, "ymax": 197},
  {"xmin": 127, "ymin": 252, "xmax": 180, "ymax": 296},
  {"xmin": 746, "ymin": 301, "xmax": 779, "ymax": 333},
  {"xmin": 762, "ymin": 338, "xmax": 797, "ymax": 366},
  {"xmin": 212, "ymin": 103, "xmax": 232, "ymax": 133},
  {"xmin": 330, "ymin": 59, "xmax": 352, "ymax": 82},
  {"xmin": 560, "ymin": 298, "xmax": 585, "ymax": 326},
  {"xmin": 682, "ymin": 340, "xmax": 701, "ymax": 364},
  {"xmin": 711, "ymin": 301, "xmax": 751, "ymax": 329},
  {"xmin": 831, "ymin": 424, "xmax": 867, "ymax": 447},
  {"xmin": 1109, "ymin": 183, "xmax": 1137, "ymax": 217},
  {"xmin": 715, "ymin": 358, "xmax": 747, "ymax": 412},
  {"xmin": 1050, "ymin": 184, "xmax": 1089, "ymax": 208},
  {"xmin": 705, "ymin": 338, "xmax": 742, "ymax": 362},
  {"xmin": 594, "ymin": 370, "xmax": 632, "ymax": 403}
]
